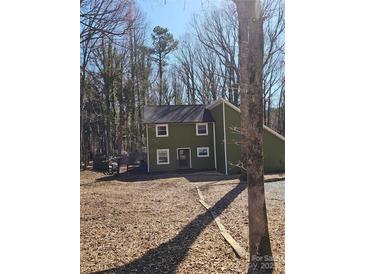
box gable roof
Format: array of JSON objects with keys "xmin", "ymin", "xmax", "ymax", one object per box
[
  {"xmin": 143, "ymin": 105, "xmax": 215, "ymax": 124},
  {"xmin": 208, "ymin": 98, "xmax": 285, "ymax": 141}
]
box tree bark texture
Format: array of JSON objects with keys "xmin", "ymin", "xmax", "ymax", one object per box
[{"xmin": 235, "ymin": 0, "xmax": 274, "ymax": 273}]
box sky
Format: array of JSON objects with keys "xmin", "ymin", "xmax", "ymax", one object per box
[{"xmin": 137, "ymin": 0, "xmax": 226, "ymax": 43}]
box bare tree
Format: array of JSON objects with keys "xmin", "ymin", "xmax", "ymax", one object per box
[
  {"xmin": 192, "ymin": 3, "xmax": 240, "ymax": 105},
  {"xmin": 262, "ymin": 0, "xmax": 285, "ymax": 127},
  {"xmin": 184, "ymin": 0, "xmax": 284, "ymax": 125},
  {"xmin": 80, "ymin": 0, "xmax": 132, "ymax": 164},
  {"xmin": 277, "ymin": 77, "xmax": 285, "ymax": 135},
  {"xmin": 168, "ymin": 65, "xmax": 181, "ymax": 104},
  {"xmin": 176, "ymin": 36, "xmax": 198, "ymax": 104},
  {"xmin": 80, "ymin": 0, "xmax": 284, "ymax": 169},
  {"xmin": 235, "ymin": 0, "xmax": 274, "ymax": 273},
  {"xmin": 189, "ymin": 41, "xmax": 221, "ymax": 104},
  {"xmin": 80, "ymin": 0, "xmax": 152, "ymax": 164}
]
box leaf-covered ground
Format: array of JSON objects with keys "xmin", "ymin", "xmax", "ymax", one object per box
[{"xmin": 80, "ymin": 171, "xmax": 284, "ymax": 273}]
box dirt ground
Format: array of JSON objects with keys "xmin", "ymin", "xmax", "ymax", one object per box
[{"xmin": 80, "ymin": 171, "xmax": 285, "ymax": 274}]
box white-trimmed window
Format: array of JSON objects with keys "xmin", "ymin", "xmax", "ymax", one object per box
[
  {"xmin": 196, "ymin": 123, "xmax": 208, "ymax": 136},
  {"xmin": 156, "ymin": 124, "xmax": 169, "ymax": 137},
  {"xmin": 157, "ymin": 149, "xmax": 170, "ymax": 165},
  {"xmin": 197, "ymin": 147, "xmax": 209, "ymax": 158}
]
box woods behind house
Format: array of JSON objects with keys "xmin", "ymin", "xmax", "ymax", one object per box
[{"xmin": 80, "ymin": 0, "xmax": 284, "ymax": 165}]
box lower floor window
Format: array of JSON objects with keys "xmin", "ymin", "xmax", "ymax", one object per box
[
  {"xmin": 197, "ymin": 147, "xmax": 209, "ymax": 157},
  {"xmin": 157, "ymin": 149, "xmax": 170, "ymax": 165}
]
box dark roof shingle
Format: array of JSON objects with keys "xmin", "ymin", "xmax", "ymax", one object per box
[{"xmin": 143, "ymin": 105, "xmax": 214, "ymax": 124}]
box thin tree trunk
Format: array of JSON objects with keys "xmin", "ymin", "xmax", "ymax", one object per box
[
  {"xmin": 236, "ymin": 0, "xmax": 274, "ymax": 273},
  {"xmin": 267, "ymin": 96, "xmax": 271, "ymax": 127},
  {"xmin": 118, "ymin": 59, "xmax": 124, "ymax": 154},
  {"xmin": 278, "ymin": 86, "xmax": 285, "ymax": 135},
  {"xmin": 118, "ymin": 105, "xmax": 124, "ymax": 153},
  {"xmin": 263, "ymin": 99, "xmax": 267, "ymax": 125},
  {"xmin": 80, "ymin": 74, "xmax": 85, "ymax": 166},
  {"xmin": 159, "ymin": 52, "xmax": 163, "ymax": 105},
  {"xmin": 80, "ymin": 62, "xmax": 88, "ymax": 167}
]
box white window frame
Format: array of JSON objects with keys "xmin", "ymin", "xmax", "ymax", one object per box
[
  {"xmin": 156, "ymin": 149, "xmax": 170, "ymax": 165},
  {"xmin": 197, "ymin": 147, "xmax": 210, "ymax": 158},
  {"xmin": 196, "ymin": 123, "xmax": 208, "ymax": 136},
  {"xmin": 156, "ymin": 124, "xmax": 169, "ymax": 137}
]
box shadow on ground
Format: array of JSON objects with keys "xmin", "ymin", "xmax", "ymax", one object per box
[
  {"xmin": 90, "ymin": 182, "xmax": 247, "ymax": 274},
  {"xmin": 94, "ymin": 170, "xmax": 239, "ymax": 184}
]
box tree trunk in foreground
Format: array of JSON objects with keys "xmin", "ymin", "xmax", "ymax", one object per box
[{"xmin": 235, "ymin": 0, "xmax": 274, "ymax": 273}]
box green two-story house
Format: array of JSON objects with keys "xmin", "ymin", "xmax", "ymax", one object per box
[{"xmin": 143, "ymin": 98, "xmax": 285, "ymax": 175}]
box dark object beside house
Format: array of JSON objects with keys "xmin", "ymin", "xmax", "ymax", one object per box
[
  {"xmin": 127, "ymin": 160, "xmax": 147, "ymax": 173},
  {"xmin": 93, "ymin": 154, "xmax": 109, "ymax": 172},
  {"xmin": 126, "ymin": 152, "xmax": 147, "ymax": 173},
  {"xmin": 93, "ymin": 154, "xmax": 123, "ymax": 175}
]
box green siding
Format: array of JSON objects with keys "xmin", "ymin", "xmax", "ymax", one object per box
[
  {"xmin": 221, "ymin": 102, "xmax": 285, "ymax": 174},
  {"xmin": 146, "ymin": 101, "xmax": 284, "ymax": 174},
  {"xmin": 263, "ymin": 129, "xmax": 285, "ymax": 173},
  {"xmin": 208, "ymin": 104, "xmax": 226, "ymax": 173},
  {"xmin": 225, "ymin": 105, "xmax": 241, "ymax": 174},
  {"xmin": 147, "ymin": 123, "xmax": 215, "ymax": 172}
]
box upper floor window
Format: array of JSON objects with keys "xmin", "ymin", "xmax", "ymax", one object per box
[
  {"xmin": 196, "ymin": 123, "xmax": 208, "ymax": 136},
  {"xmin": 156, "ymin": 124, "xmax": 169, "ymax": 137}
]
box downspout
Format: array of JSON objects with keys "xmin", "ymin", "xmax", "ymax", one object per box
[
  {"xmin": 213, "ymin": 122, "xmax": 217, "ymax": 170},
  {"xmin": 222, "ymin": 102, "xmax": 228, "ymax": 175},
  {"xmin": 146, "ymin": 124, "xmax": 150, "ymax": 173}
]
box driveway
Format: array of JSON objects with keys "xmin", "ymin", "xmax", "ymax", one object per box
[{"xmin": 80, "ymin": 171, "xmax": 285, "ymax": 273}]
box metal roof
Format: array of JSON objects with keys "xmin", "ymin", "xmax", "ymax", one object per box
[{"xmin": 143, "ymin": 105, "xmax": 215, "ymax": 124}]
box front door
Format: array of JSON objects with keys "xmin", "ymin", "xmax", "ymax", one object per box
[{"xmin": 177, "ymin": 149, "xmax": 190, "ymax": 169}]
